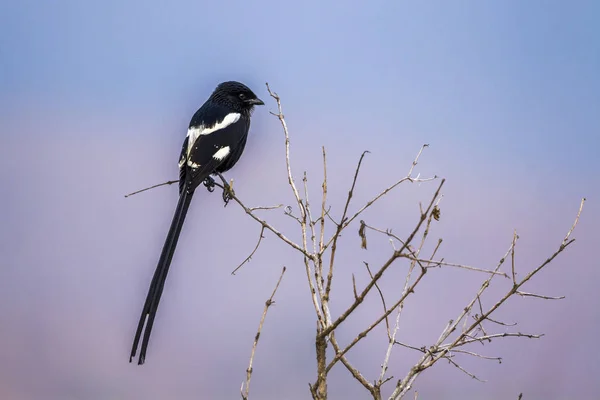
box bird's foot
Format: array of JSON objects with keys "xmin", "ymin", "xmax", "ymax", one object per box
[
  {"xmin": 222, "ymin": 179, "xmax": 235, "ymax": 207},
  {"xmin": 203, "ymin": 176, "xmax": 216, "ymax": 192}
]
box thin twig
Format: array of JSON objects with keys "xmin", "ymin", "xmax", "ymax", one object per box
[
  {"xmin": 445, "ymin": 357, "xmax": 486, "ymax": 382},
  {"xmin": 364, "ymin": 261, "xmax": 390, "ymax": 337},
  {"xmin": 319, "ymin": 146, "xmax": 328, "ymax": 255},
  {"xmin": 124, "ymin": 180, "xmax": 178, "ymax": 198},
  {"xmin": 249, "ymin": 204, "xmax": 284, "ymax": 211},
  {"xmin": 325, "ymin": 150, "xmax": 370, "ymax": 311},
  {"xmin": 212, "ymin": 173, "xmax": 311, "ymax": 259},
  {"xmin": 324, "ymin": 144, "xmax": 436, "ymax": 251},
  {"xmin": 231, "ymin": 226, "xmax": 266, "ymax": 275},
  {"xmin": 329, "ymin": 333, "xmax": 376, "ymax": 397},
  {"xmin": 511, "ymin": 230, "xmax": 518, "ymax": 285},
  {"xmin": 451, "ymin": 332, "xmax": 544, "ymax": 347},
  {"xmin": 390, "ymin": 199, "xmax": 585, "ymax": 399},
  {"xmin": 265, "ymin": 83, "xmax": 324, "ymax": 331},
  {"xmin": 322, "ymin": 179, "xmax": 445, "ymax": 339},
  {"xmin": 450, "ymin": 349, "xmax": 502, "ymax": 362},
  {"xmin": 241, "ymin": 266, "xmax": 286, "ymax": 400},
  {"xmin": 517, "ymin": 291, "xmax": 565, "ymax": 300},
  {"xmin": 403, "ymin": 256, "xmax": 508, "ymax": 277}
]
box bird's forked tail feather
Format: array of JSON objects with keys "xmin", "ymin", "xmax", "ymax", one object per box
[{"xmin": 130, "ymin": 189, "xmax": 194, "ymax": 365}]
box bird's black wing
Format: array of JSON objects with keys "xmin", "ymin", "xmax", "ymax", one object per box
[
  {"xmin": 178, "ymin": 136, "xmax": 189, "ymax": 195},
  {"xmin": 182, "ymin": 113, "xmax": 250, "ymax": 193}
]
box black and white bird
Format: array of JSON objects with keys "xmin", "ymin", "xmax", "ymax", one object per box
[{"xmin": 130, "ymin": 81, "xmax": 264, "ymax": 365}]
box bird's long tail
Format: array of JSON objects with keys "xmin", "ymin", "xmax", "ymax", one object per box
[{"xmin": 130, "ymin": 189, "xmax": 194, "ymax": 365}]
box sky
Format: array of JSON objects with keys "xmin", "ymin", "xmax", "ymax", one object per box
[{"xmin": 0, "ymin": 1, "xmax": 599, "ymax": 399}]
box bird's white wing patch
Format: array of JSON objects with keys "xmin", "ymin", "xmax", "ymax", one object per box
[
  {"xmin": 212, "ymin": 146, "xmax": 231, "ymax": 161},
  {"xmin": 186, "ymin": 113, "xmax": 241, "ymax": 157},
  {"xmin": 201, "ymin": 113, "xmax": 241, "ymax": 135}
]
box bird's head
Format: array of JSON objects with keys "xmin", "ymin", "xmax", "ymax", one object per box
[{"xmin": 211, "ymin": 81, "xmax": 264, "ymax": 112}]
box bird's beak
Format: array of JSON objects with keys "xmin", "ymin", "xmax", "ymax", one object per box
[{"xmin": 247, "ymin": 98, "xmax": 264, "ymax": 106}]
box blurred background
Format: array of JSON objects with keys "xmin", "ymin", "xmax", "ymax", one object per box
[{"xmin": 1, "ymin": 1, "xmax": 598, "ymax": 399}]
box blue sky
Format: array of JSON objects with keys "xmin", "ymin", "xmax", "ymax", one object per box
[{"xmin": 1, "ymin": 1, "xmax": 598, "ymax": 399}]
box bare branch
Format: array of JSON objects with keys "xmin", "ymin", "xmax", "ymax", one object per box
[
  {"xmin": 325, "ymin": 150, "xmax": 370, "ymax": 304},
  {"xmin": 390, "ymin": 199, "xmax": 585, "ymax": 399},
  {"xmin": 364, "ymin": 261, "xmax": 391, "ymax": 337},
  {"xmin": 241, "ymin": 266, "xmax": 286, "ymax": 400},
  {"xmin": 124, "ymin": 179, "xmax": 178, "ymax": 198},
  {"xmin": 403, "ymin": 256, "xmax": 508, "ymax": 277},
  {"xmin": 517, "ymin": 291, "xmax": 565, "ymax": 300},
  {"xmin": 304, "ymin": 172, "xmax": 319, "ymax": 257},
  {"xmin": 266, "ymin": 82, "xmax": 305, "ymax": 221},
  {"xmin": 329, "ymin": 333, "xmax": 376, "ymax": 397},
  {"xmin": 563, "ymin": 198, "xmax": 586, "ymax": 245},
  {"xmin": 484, "ymin": 316, "xmax": 517, "ymax": 327},
  {"xmin": 450, "ymin": 349, "xmax": 502, "ymax": 362},
  {"xmin": 319, "ymin": 146, "xmax": 328, "ymax": 255},
  {"xmin": 452, "ymin": 332, "xmax": 543, "ymax": 347},
  {"xmin": 379, "ymin": 196, "xmax": 443, "ymax": 387},
  {"xmin": 511, "ymin": 230, "xmax": 518, "ymax": 285},
  {"xmin": 327, "ymin": 266, "xmax": 428, "ymax": 372},
  {"xmin": 248, "ymin": 204, "xmax": 284, "ymax": 212},
  {"xmin": 445, "ymin": 357, "xmax": 486, "ymax": 382},
  {"xmin": 213, "ymin": 173, "xmax": 312, "ymax": 259},
  {"xmin": 232, "ymin": 226, "xmax": 265, "ymax": 275},
  {"xmin": 322, "ymin": 179, "xmax": 445, "ymax": 339},
  {"xmin": 323, "ymin": 144, "xmax": 436, "ymax": 250},
  {"xmin": 393, "ymin": 341, "xmax": 426, "ymax": 353}
]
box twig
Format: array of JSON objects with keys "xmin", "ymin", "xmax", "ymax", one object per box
[
  {"xmin": 445, "ymin": 357, "xmax": 486, "ymax": 382},
  {"xmin": 249, "ymin": 204, "xmax": 284, "ymax": 211},
  {"xmin": 511, "ymin": 230, "xmax": 518, "ymax": 284},
  {"xmin": 211, "ymin": 173, "xmax": 312, "ymax": 259},
  {"xmin": 319, "ymin": 146, "xmax": 328, "ymax": 255},
  {"xmin": 517, "ymin": 291, "xmax": 565, "ymax": 300},
  {"xmin": 241, "ymin": 266, "xmax": 286, "ymax": 400},
  {"xmin": 403, "ymin": 256, "xmax": 508, "ymax": 277},
  {"xmin": 327, "ymin": 266, "xmax": 428, "ymax": 372},
  {"xmin": 124, "ymin": 180, "xmax": 178, "ymax": 198},
  {"xmin": 393, "ymin": 341, "xmax": 426, "ymax": 353},
  {"xmin": 265, "ymin": 83, "xmax": 324, "ymax": 331},
  {"xmin": 304, "ymin": 172, "xmax": 319, "ymax": 266},
  {"xmin": 364, "ymin": 261, "xmax": 390, "ymax": 337},
  {"xmin": 231, "ymin": 226, "xmax": 266, "ymax": 275},
  {"xmin": 323, "ymin": 144, "xmax": 436, "ymax": 251},
  {"xmin": 390, "ymin": 199, "xmax": 585, "ymax": 399},
  {"xmin": 452, "ymin": 332, "xmax": 543, "ymax": 347},
  {"xmin": 377, "ymin": 194, "xmax": 444, "ymax": 387},
  {"xmin": 325, "ymin": 150, "xmax": 370, "ymax": 309},
  {"xmin": 449, "ymin": 349, "xmax": 502, "ymax": 362},
  {"xmin": 266, "ymin": 83, "xmax": 305, "ymax": 220},
  {"xmin": 563, "ymin": 198, "xmax": 586, "ymax": 245},
  {"xmin": 329, "ymin": 333, "xmax": 376, "ymax": 397},
  {"xmin": 321, "ymin": 179, "xmax": 445, "ymax": 339}
]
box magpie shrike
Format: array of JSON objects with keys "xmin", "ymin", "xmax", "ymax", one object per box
[{"xmin": 130, "ymin": 81, "xmax": 264, "ymax": 365}]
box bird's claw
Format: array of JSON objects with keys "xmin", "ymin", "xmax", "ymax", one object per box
[
  {"xmin": 203, "ymin": 176, "xmax": 216, "ymax": 192},
  {"xmin": 222, "ymin": 182, "xmax": 235, "ymax": 207}
]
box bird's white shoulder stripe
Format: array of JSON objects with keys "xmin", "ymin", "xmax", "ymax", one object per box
[
  {"xmin": 212, "ymin": 146, "xmax": 231, "ymax": 160},
  {"xmin": 186, "ymin": 113, "xmax": 241, "ymax": 157},
  {"xmin": 203, "ymin": 113, "xmax": 241, "ymax": 135},
  {"xmin": 187, "ymin": 113, "xmax": 241, "ymax": 138}
]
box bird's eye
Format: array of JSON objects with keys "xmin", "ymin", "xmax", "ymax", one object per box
[{"xmin": 238, "ymin": 93, "xmax": 246, "ymax": 100}]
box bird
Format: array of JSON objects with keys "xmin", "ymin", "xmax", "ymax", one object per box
[{"xmin": 130, "ymin": 81, "xmax": 264, "ymax": 365}]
